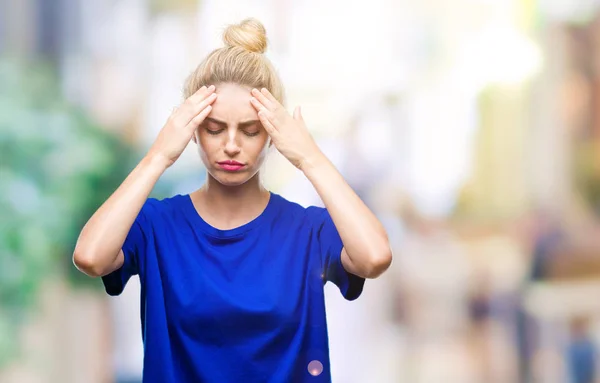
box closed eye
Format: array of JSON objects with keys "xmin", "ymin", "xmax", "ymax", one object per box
[
  {"xmin": 241, "ymin": 122, "xmax": 262, "ymax": 137},
  {"xmin": 205, "ymin": 128, "xmax": 223, "ymax": 135},
  {"xmin": 203, "ymin": 120, "xmax": 224, "ymax": 135},
  {"xmin": 202, "ymin": 120, "xmax": 262, "ymax": 137}
]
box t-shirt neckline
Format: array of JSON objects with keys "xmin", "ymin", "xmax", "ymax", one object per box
[{"xmin": 181, "ymin": 192, "xmax": 279, "ymax": 238}]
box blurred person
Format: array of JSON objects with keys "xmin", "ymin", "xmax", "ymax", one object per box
[
  {"xmin": 516, "ymin": 210, "xmax": 564, "ymax": 382},
  {"xmin": 72, "ymin": 18, "xmax": 392, "ymax": 383},
  {"xmin": 467, "ymin": 269, "xmax": 516, "ymax": 383},
  {"xmin": 567, "ymin": 316, "xmax": 597, "ymax": 383}
]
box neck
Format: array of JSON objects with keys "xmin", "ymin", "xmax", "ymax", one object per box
[{"xmin": 192, "ymin": 173, "xmax": 270, "ymax": 227}]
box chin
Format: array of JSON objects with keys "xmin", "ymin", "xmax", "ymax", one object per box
[
  {"xmin": 216, "ymin": 178, "xmax": 249, "ymax": 187},
  {"xmin": 208, "ymin": 170, "xmax": 255, "ymax": 187}
]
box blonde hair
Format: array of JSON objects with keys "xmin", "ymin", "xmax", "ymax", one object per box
[{"xmin": 183, "ymin": 18, "xmax": 285, "ymax": 104}]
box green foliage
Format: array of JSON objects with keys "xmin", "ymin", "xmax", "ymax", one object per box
[{"xmin": 0, "ymin": 58, "xmax": 137, "ymax": 367}]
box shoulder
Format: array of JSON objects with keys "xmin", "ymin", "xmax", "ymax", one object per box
[
  {"xmin": 270, "ymin": 193, "xmax": 328, "ymax": 227},
  {"xmin": 138, "ymin": 194, "xmax": 187, "ymax": 222}
]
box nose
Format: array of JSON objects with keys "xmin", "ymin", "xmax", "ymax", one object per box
[{"xmin": 224, "ymin": 130, "xmax": 241, "ymax": 157}]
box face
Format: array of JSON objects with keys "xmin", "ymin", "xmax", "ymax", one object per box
[{"xmin": 193, "ymin": 83, "xmax": 270, "ymax": 187}]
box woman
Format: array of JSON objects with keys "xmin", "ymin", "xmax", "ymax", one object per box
[{"xmin": 73, "ymin": 18, "xmax": 392, "ymax": 383}]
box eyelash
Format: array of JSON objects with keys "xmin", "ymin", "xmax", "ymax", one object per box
[{"xmin": 205, "ymin": 128, "xmax": 260, "ymax": 137}]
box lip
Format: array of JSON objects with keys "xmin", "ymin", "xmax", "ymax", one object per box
[{"xmin": 217, "ymin": 160, "xmax": 245, "ymax": 172}]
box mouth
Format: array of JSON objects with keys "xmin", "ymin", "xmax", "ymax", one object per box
[{"xmin": 217, "ymin": 160, "xmax": 246, "ymax": 172}]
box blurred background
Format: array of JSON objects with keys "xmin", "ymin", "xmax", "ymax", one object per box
[{"xmin": 3, "ymin": 0, "xmax": 600, "ymax": 382}]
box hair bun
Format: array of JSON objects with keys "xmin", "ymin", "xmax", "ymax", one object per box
[{"xmin": 223, "ymin": 18, "xmax": 268, "ymax": 54}]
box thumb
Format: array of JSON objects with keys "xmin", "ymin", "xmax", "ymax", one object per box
[{"xmin": 293, "ymin": 105, "xmax": 303, "ymax": 121}]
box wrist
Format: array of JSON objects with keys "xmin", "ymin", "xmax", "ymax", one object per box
[
  {"xmin": 142, "ymin": 152, "xmax": 171, "ymax": 172},
  {"xmin": 299, "ymin": 150, "xmax": 328, "ymax": 175}
]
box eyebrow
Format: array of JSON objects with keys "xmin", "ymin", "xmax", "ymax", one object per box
[{"xmin": 205, "ymin": 117, "xmax": 260, "ymax": 127}]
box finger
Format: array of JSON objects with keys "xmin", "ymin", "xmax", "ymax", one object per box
[
  {"xmin": 257, "ymin": 110, "xmax": 277, "ymax": 136},
  {"xmin": 188, "ymin": 85, "xmax": 215, "ymax": 104},
  {"xmin": 260, "ymin": 88, "xmax": 279, "ymax": 105},
  {"xmin": 257, "ymin": 88, "xmax": 288, "ymax": 123},
  {"xmin": 177, "ymin": 85, "xmax": 216, "ymax": 121},
  {"xmin": 177, "ymin": 92, "xmax": 217, "ymax": 126},
  {"xmin": 251, "ymin": 96, "xmax": 287, "ymax": 128},
  {"xmin": 184, "ymin": 104, "xmax": 213, "ymax": 133},
  {"xmin": 257, "ymin": 107, "xmax": 277, "ymax": 127},
  {"xmin": 250, "ymin": 96, "xmax": 268, "ymax": 114},
  {"xmin": 251, "ymin": 88, "xmax": 276, "ymax": 111}
]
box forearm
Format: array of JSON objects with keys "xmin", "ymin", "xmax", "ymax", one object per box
[
  {"xmin": 73, "ymin": 154, "xmax": 168, "ymax": 275},
  {"xmin": 301, "ymin": 153, "xmax": 392, "ymax": 277}
]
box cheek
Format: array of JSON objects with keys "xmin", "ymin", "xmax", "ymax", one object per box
[
  {"xmin": 252, "ymin": 138, "xmax": 271, "ymax": 164},
  {"xmin": 252, "ymin": 135, "xmax": 270, "ymax": 152},
  {"xmin": 197, "ymin": 134, "xmax": 216, "ymax": 152},
  {"xmin": 196, "ymin": 135, "xmax": 214, "ymax": 162}
]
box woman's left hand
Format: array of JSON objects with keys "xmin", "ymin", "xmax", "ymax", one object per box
[{"xmin": 250, "ymin": 88, "xmax": 323, "ymax": 170}]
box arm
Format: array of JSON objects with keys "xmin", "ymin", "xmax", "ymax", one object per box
[
  {"xmin": 302, "ymin": 153, "xmax": 392, "ymax": 278},
  {"xmin": 73, "ymin": 155, "xmax": 168, "ymax": 277},
  {"xmin": 250, "ymin": 88, "xmax": 392, "ymax": 279},
  {"xmin": 73, "ymin": 85, "xmax": 217, "ymax": 277}
]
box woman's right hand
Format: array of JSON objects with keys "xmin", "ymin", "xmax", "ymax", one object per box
[{"xmin": 147, "ymin": 85, "xmax": 217, "ymax": 168}]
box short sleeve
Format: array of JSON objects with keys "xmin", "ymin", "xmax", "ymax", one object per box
[
  {"xmin": 101, "ymin": 200, "xmax": 153, "ymax": 296},
  {"xmin": 310, "ymin": 207, "xmax": 365, "ymax": 301}
]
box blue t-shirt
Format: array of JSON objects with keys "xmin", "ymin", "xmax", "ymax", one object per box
[{"xmin": 102, "ymin": 192, "xmax": 365, "ymax": 383}]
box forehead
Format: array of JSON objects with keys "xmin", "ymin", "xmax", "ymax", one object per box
[{"xmin": 210, "ymin": 83, "xmax": 257, "ymax": 122}]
